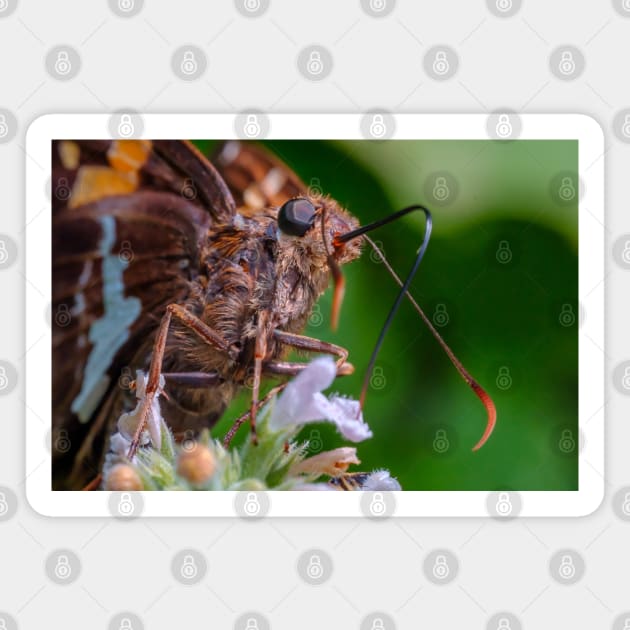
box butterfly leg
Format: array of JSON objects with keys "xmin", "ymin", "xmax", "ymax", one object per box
[
  {"xmin": 222, "ymin": 352, "xmax": 353, "ymax": 447},
  {"xmin": 264, "ymin": 360, "xmax": 354, "ymax": 376},
  {"xmin": 248, "ymin": 311, "xmax": 271, "ymax": 444},
  {"xmin": 127, "ymin": 304, "xmax": 234, "ymax": 459},
  {"xmin": 272, "ymin": 330, "xmax": 352, "ymax": 372}
]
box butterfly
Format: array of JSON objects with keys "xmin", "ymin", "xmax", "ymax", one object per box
[
  {"xmin": 51, "ymin": 138, "xmax": 495, "ymax": 491},
  {"xmin": 51, "ymin": 139, "xmax": 367, "ymax": 489}
]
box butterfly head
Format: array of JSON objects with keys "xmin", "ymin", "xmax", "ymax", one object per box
[{"xmin": 275, "ymin": 195, "xmax": 362, "ymax": 268}]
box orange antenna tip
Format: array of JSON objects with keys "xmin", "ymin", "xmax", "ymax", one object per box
[{"xmin": 470, "ymin": 382, "xmax": 496, "ymax": 451}]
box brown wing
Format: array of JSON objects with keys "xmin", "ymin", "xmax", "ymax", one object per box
[
  {"xmin": 213, "ymin": 140, "xmax": 308, "ymax": 216},
  {"xmin": 51, "ymin": 140, "xmax": 233, "ymax": 489}
]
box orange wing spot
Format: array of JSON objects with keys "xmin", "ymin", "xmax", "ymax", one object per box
[
  {"xmin": 68, "ymin": 166, "xmax": 138, "ymax": 208},
  {"xmin": 107, "ymin": 139, "xmax": 152, "ymax": 173},
  {"xmin": 243, "ymin": 185, "xmax": 266, "ymax": 211},
  {"xmin": 58, "ymin": 140, "xmax": 80, "ymax": 170}
]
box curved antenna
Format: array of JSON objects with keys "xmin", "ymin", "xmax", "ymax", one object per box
[
  {"xmin": 363, "ymin": 235, "xmax": 496, "ymax": 451},
  {"xmin": 336, "ymin": 204, "xmax": 433, "ymax": 407}
]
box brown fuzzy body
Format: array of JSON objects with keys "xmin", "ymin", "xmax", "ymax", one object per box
[{"xmin": 160, "ymin": 195, "xmax": 361, "ymax": 433}]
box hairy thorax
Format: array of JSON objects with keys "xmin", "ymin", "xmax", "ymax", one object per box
[{"xmin": 159, "ymin": 213, "xmax": 331, "ymax": 428}]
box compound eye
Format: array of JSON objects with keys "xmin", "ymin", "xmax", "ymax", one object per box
[{"xmin": 277, "ymin": 198, "xmax": 316, "ymax": 237}]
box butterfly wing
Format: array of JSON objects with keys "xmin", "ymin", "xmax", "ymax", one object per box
[
  {"xmin": 213, "ymin": 140, "xmax": 308, "ymax": 215},
  {"xmin": 52, "ymin": 140, "xmax": 234, "ymax": 488}
]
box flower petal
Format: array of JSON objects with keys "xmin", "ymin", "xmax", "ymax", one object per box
[
  {"xmin": 269, "ymin": 357, "xmax": 336, "ymax": 429},
  {"xmin": 362, "ymin": 469, "xmax": 402, "ymax": 491},
  {"xmin": 116, "ymin": 370, "xmax": 165, "ymax": 448},
  {"xmin": 268, "ymin": 358, "xmax": 373, "ymax": 442},
  {"xmin": 290, "ymin": 447, "xmax": 360, "ymax": 477}
]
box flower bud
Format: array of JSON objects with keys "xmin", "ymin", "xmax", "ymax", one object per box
[
  {"xmin": 177, "ymin": 444, "xmax": 216, "ymax": 484},
  {"xmin": 104, "ymin": 463, "xmax": 143, "ymax": 491}
]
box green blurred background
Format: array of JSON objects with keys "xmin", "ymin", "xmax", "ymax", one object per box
[{"xmin": 196, "ymin": 139, "xmax": 579, "ymax": 491}]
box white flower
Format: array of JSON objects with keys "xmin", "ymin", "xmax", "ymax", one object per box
[
  {"xmin": 109, "ymin": 431, "xmax": 132, "ymax": 456},
  {"xmin": 268, "ymin": 357, "xmax": 373, "ymax": 442},
  {"xmin": 117, "ymin": 370, "xmax": 165, "ymax": 448},
  {"xmin": 362, "ymin": 470, "xmax": 401, "ymax": 491}
]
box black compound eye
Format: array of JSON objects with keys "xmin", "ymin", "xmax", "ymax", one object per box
[{"xmin": 277, "ymin": 198, "xmax": 316, "ymax": 237}]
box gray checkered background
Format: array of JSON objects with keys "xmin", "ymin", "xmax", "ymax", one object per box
[{"xmin": 0, "ymin": 0, "xmax": 629, "ymax": 628}]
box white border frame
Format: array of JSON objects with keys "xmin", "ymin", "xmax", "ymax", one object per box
[{"xmin": 25, "ymin": 114, "xmax": 604, "ymax": 517}]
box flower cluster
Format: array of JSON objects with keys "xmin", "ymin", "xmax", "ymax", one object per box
[{"xmin": 102, "ymin": 357, "xmax": 400, "ymax": 492}]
